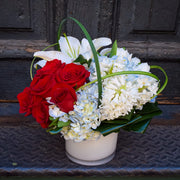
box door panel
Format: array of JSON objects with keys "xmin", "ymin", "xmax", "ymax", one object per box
[{"xmin": 0, "ymin": 0, "xmax": 179, "ymax": 105}]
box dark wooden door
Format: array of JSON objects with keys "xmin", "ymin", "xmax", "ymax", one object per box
[{"xmin": 0, "ymin": 0, "xmax": 179, "ymax": 109}]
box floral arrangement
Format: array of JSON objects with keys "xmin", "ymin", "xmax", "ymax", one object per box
[{"xmin": 17, "ymin": 18, "xmax": 168, "ymax": 142}]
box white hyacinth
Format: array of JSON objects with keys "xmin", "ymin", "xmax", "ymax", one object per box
[
  {"xmin": 100, "ymin": 75, "xmax": 138, "ymax": 120},
  {"xmin": 62, "ymin": 84, "xmax": 101, "ymax": 142},
  {"xmin": 61, "ymin": 124, "xmax": 101, "ymax": 142},
  {"xmin": 49, "ymin": 105, "xmax": 69, "ymax": 122},
  {"xmin": 89, "ymin": 47, "xmax": 159, "ymax": 121}
]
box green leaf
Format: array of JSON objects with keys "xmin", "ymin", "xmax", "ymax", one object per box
[
  {"xmin": 109, "ymin": 40, "xmax": 117, "ymax": 58},
  {"xmin": 49, "ymin": 127, "xmax": 62, "ymax": 135},
  {"xmin": 122, "ymin": 111, "xmax": 160, "ymax": 132},
  {"xmin": 74, "ymin": 55, "xmax": 87, "ymax": 64},
  {"xmin": 120, "ymin": 109, "xmax": 135, "ymax": 121},
  {"xmin": 135, "ymin": 110, "xmax": 161, "ymax": 122},
  {"xmin": 95, "ymin": 123, "xmax": 122, "ymax": 136},
  {"xmin": 103, "ymin": 119, "xmax": 129, "ymax": 124},
  {"xmin": 48, "ymin": 118, "xmax": 59, "ymax": 127},
  {"xmin": 58, "ymin": 120, "xmax": 71, "ymax": 128},
  {"xmin": 136, "ymin": 102, "xmax": 162, "ymax": 115},
  {"xmin": 123, "ymin": 119, "xmax": 151, "ymax": 133},
  {"xmin": 95, "ymin": 102, "xmax": 162, "ymax": 136},
  {"xmin": 134, "ymin": 119, "xmax": 151, "ymax": 133},
  {"xmin": 95, "ymin": 116, "xmax": 142, "ymax": 136},
  {"xmin": 121, "ymin": 102, "xmax": 162, "ymax": 133},
  {"xmin": 102, "ymin": 110, "xmax": 135, "ymax": 124},
  {"xmin": 73, "ymin": 55, "xmax": 92, "ymax": 67},
  {"xmin": 87, "ymin": 59, "xmax": 92, "ymax": 67},
  {"xmin": 49, "ymin": 116, "xmax": 56, "ymax": 121}
]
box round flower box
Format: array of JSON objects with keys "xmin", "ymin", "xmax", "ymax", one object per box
[{"xmin": 65, "ymin": 133, "xmax": 118, "ymax": 166}]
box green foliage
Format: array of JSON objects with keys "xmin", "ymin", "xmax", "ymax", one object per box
[
  {"xmin": 47, "ymin": 117, "xmax": 71, "ymax": 135},
  {"xmin": 49, "ymin": 127, "xmax": 62, "ymax": 135},
  {"xmin": 48, "ymin": 117, "xmax": 59, "ymax": 127},
  {"xmin": 58, "ymin": 120, "xmax": 71, "ymax": 128},
  {"xmin": 95, "ymin": 102, "xmax": 162, "ymax": 136},
  {"xmin": 109, "ymin": 40, "xmax": 117, "ymax": 58},
  {"xmin": 73, "ymin": 55, "xmax": 92, "ymax": 67}
]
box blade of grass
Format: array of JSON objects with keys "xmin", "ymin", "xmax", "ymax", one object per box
[
  {"xmin": 150, "ymin": 65, "xmax": 168, "ymax": 96},
  {"xmin": 57, "ymin": 17, "xmax": 102, "ymax": 106},
  {"xmin": 77, "ymin": 70, "xmax": 159, "ymax": 91}
]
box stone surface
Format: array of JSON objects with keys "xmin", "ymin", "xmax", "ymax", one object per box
[{"xmin": 0, "ymin": 124, "xmax": 179, "ymax": 176}]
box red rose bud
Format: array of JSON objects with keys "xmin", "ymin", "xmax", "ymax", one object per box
[
  {"xmin": 32, "ymin": 96, "xmax": 50, "ymax": 128},
  {"xmin": 56, "ymin": 63, "xmax": 90, "ymax": 89},
  {"xmin": 50, "ymin": 83, "xmax": 77, "ymax": 113},
  {"xmin": 17, "ymin": 87, "xmax": 33, "ymax": 116}
]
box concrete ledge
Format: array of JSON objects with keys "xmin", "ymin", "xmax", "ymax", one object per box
[{"xmin": 0, "ymin": 125, "xmax": 179, "ymax": 176}]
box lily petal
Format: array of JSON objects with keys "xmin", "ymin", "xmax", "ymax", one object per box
[
  {"xmin": 100, "ymin": 48, "xmax": 111, "ymax": 56},
  {"xmin": 80, "ymin": 38, "xmax": 112, "ymax": 59},
  {"xmin": 34, "ymin": 60, "xmax": 47, "ymax": 68},
  {"xmin": 79, "ymin": 38, "xmax": 92, "ymax": 59},
  {"xmin": 81, "ymin": 51, "xmax": 92, "ymax": 60},
  {"xmin": 34, "ymin": 51, "xmax": 72, "ymax": 64},
  {"xmin": 80, "ymin": 38, "xmax": 90, "ymax": 54},
  {"xmin": 59, "ymin": 36, "xmax": 81, "ymax": 59},
  {"xmin": 92, "ymin": 37, "xmax": 112, "ymax": 50}
]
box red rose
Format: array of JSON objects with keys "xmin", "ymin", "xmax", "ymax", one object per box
[
  {"xmin": 30, "ymin": 59, "xmax": 65, "ymax": 97},
  {"xmin": 56, "ymin": 63, "xmax": 90, "ymax": 89},
  {"xmin": 32, "ymin": 96, "xmax": 50, "ymax": 128},
  {"xmin": 17, "ymin": 87, "xmax": 33, "ymax": 116},
  {"xmin": 50, "ymin": 83, "xmax": 77, "ymax": 113},
  {"xmin": 30, "ymin": 73, "xmax": 56, "ymax": 98},
  {"xmin": 38, "ymin": 59, "xmax": 65, "ymax": 74}
]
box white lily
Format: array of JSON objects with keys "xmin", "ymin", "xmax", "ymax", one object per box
[
  {"xmin": 33, "ymin": 36, "xmax": 112, "ymax": 67},
  {"xmin": 34, "ymin": 50, "xmax": 72, "ymax": 62},
  {"xmin": 59, "ymin": 36, "xmax": 112, "ymax": 61}
]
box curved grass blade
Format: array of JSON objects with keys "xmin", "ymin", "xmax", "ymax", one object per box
[
  {"xmin": 77, "ymin": 70, "xmax": 160, "ymax": 91},
  {"xmin": 57, "ymin": 18, "xmax": 68, "ymax": 51},
  {"xmin": 57, "ymin": 17, "xmax": 102, "ymax": 106},
  {"xmin": 150, "ymin": 65, "xmax": 168, "ymax": 96}
]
